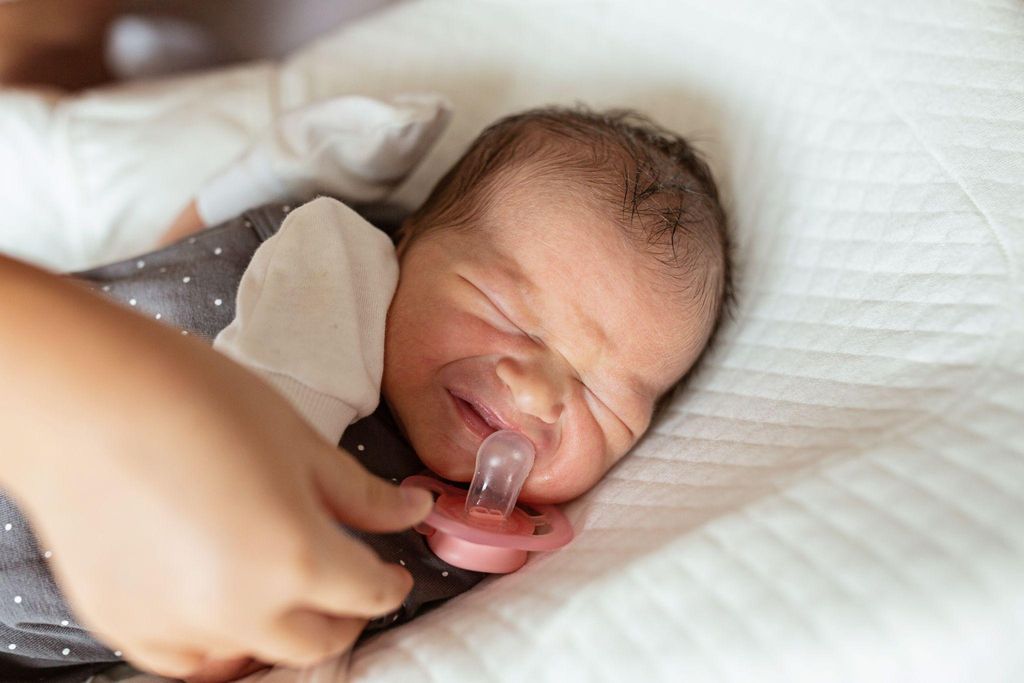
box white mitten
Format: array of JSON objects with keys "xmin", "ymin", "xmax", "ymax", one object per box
[{"xmin": 195, "ymin": 93, "xmax": 452, "ymax": 226}]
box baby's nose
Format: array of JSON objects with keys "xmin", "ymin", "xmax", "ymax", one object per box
[{"xmin": 495, "ymin": 356, "xmax": 566, "ymax": 424}]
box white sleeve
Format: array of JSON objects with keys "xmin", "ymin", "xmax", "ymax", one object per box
[
  {"xmin": 213, "ymin": 196, "xmax": 399, "ymax": 444},
  {"xmin": 195, "ymin": 94, "xmax": 451, "ymax": 226}
]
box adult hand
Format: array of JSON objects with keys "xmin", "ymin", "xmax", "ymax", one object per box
[{"xmin": 0, "ymin": 255, "xmax": 432, "ymax": 678}]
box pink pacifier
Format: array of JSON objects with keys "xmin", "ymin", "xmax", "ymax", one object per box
[{"xmin": 402, "ymin": 430, "xmax": 574, "ymax": 573}]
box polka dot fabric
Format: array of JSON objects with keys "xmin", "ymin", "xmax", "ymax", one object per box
[
  {"xmin": 0, "ymin": 498, "xmax": 122, "ymax": 682},
  {"xmin": 71, "ymin": 204, "xmax": 291, "ymax": 341}
]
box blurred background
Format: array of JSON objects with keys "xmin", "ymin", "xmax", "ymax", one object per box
[{"xmin": 0, "ymin": 0, "xmax": 396, "ymax": 89}]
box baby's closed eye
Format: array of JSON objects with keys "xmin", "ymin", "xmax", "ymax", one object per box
[{"xmin": 580, "ymin": 379, "xmax": 636, "ymax": 441}]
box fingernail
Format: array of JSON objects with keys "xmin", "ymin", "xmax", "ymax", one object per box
[{"xmin": 401, "ymin": 487, "xmax": 433, "ymax": 510}]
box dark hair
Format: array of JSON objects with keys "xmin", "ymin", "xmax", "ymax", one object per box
[{"xmin": 402, "ymin": 105, "xmax": 733, "ymax": 418}]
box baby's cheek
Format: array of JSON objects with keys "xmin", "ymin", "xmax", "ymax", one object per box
[{"xmin": 522, "ymin": 419, "xmax": 610, "ymax": 504}]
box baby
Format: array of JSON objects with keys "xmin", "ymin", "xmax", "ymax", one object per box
[
  {"xmin": 0, "ymin": 105, "xmax": 730, "ymax": 682},
  {"xmin": 382, "ymin": 107, "xmax": 730, "ymax": 502}
]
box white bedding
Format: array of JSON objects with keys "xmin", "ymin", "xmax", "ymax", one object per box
[{"xmin": 1, "ymin": 0, "xmax": 1021, "ymax": 681}]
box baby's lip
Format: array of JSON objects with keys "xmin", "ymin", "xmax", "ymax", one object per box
[
  {"xmin": 446, "ymin": 386, "xmax": 553, "ymax": 458},
  {"xmin": 449, "ymin": 388, "xmax": 514, "ymax": 432},
  {"xmin": 448, "ymin": 387, "xmax": 512, "ymax": 436}
]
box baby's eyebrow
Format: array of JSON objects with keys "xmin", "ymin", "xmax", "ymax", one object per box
[
  {"xmin": 494, "ymin": 265, "xmax": 656, "ymax": 405},
  {"xmin": 501, "ymin": 259, "xmax": 610, "ymax": 347}
]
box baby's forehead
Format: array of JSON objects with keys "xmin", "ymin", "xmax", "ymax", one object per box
[{"xmin": 463, "ymin": 202, "xmax": 706, "ymax": 394}]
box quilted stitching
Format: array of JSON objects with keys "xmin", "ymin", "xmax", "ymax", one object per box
[
  {"xmin": 56, "ymin": 0, "xmax": 1022, "ymax": 680},
  {"xmin": 338, "ymin": 1, "xmax": 1023, "ymax": 681}
]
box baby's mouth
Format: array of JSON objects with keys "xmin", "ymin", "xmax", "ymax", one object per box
[
  {"xmin": 449, "ymin": 390, "xmax": 503, "ymax": 440},
  {"xmin": 443, "ymin": 384, "xmax": 554, "ymax": 464}
]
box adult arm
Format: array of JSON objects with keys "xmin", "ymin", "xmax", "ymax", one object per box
[{"xmin": 0, "ymin": 254, "xmax": 431, "ymax": 678}]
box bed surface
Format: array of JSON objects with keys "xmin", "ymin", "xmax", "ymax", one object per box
[{"xmin": 1, "ymin": 0, "xmax": 1021, "ymax": 681}]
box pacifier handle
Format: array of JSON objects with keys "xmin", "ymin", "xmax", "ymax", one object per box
[{"xmin": 400, "ymin": 429, "xmax": 573, "ymax": 573}]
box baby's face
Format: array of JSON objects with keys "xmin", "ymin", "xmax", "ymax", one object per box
[{"xmin": 382, "ymin": 184, "xmax": 708, "ymax": 504}]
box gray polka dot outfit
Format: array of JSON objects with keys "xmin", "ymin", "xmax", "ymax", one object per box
[{"xmin": 0, "ymin": 201, "xmax": 485, "ymax": 681}]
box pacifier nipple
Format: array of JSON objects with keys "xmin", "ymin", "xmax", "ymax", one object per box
[
  {"xmin": 465, "ymin": 430, "xmax": 535, "ymax": 524},
  {"xmin": 400, "ymin": 428, "xmax": 572, "ymax": 573}
]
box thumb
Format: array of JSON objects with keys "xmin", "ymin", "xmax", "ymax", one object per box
[{"xmin": 312, "ymin": 447, "xmax": 433, "ymax": 532}]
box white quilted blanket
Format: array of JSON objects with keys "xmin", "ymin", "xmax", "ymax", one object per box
[{"xmin": 1, "ymin": 1, "xmax": 1022, "ymax": 681}]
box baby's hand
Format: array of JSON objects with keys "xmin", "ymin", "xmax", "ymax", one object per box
[{"xmin": 158, "ymin": 199, "xmax": 205, "ymax": 247}]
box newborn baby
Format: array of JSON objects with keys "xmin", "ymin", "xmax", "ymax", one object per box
[
  {"xmin": 217, "ymin": 103, "xmax": 730, "ymax": 505},
  {"xmin": 385, "ymin": 113, "xmax": 730, "ymax": 502},
  {"xmin": 0, "ymin": 105, "xmax": 730, "ymax": 682}
]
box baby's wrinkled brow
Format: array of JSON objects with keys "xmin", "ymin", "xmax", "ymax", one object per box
[{"xmin": 492, "ymin": 267, "xmax": 656, "ymax": 409}]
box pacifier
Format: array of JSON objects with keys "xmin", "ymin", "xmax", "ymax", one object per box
[{"xmin": 402, "ymin": 430, "xmax": 574, "ymax": 573}]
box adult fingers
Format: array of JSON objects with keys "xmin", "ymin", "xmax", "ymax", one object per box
[
  {"xmin": 303, "ymin": 518, "xmax": 414, "ymax": 618},
  {"xmin": 126, "ymin": 643, "xmax": 207, "ymax": 680},
  {"xmin": 312, "ymin": 447, "xmax": 432, "ymax": 533},
  {"xmin": 247, "ymin": 609, "xmax": 366, "ymax": 670},
  {"xmin": 184, "ymin": 656, "xmax": 257, "ymax": 683}
]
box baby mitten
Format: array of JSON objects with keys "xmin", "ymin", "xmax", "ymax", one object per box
[{"xmin": 196, "ymin": 93, "xmax": 452, "ymax": 226}]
